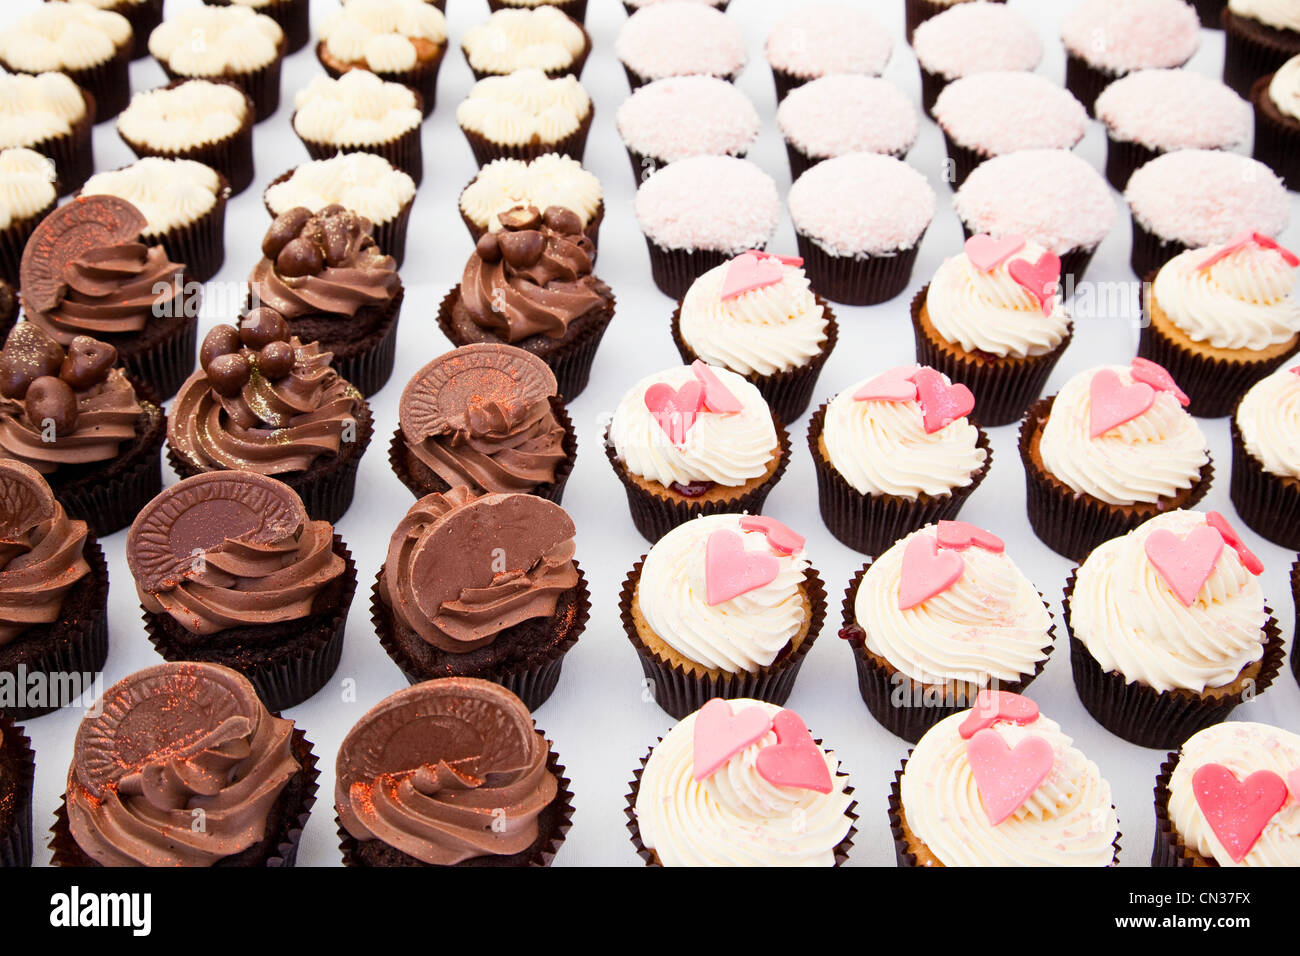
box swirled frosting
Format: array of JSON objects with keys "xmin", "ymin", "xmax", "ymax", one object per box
[
  {"xmin": 638, "ymin": 514, "xmax": 811, "ymax": 673},
  {"xmin": 678, "ymin": 255, "xmax": 828, "ymax": 376},
  {"xmin": 265, "ymin": 152, "xmax": 416, "ymax": 226},
  {"xmin": 610, "ymin": 364, "xmax": 779, "ymax": 488},
  {"xmin": 117, "ymin": 80, "xmax": 249, "ymax": 153},
  {"xmin": 635, "ymin": 699, "xmax": 854, "ymax": 866},
  {"xmin": 463, "ymin": 8, "xmax": 587, "ymax": 76},
  {"xmin": 457, "ymin": 70, "xmax": 590, "ymax": 147},
  {"xmin": 900, "ymin": 707, "xmax": 1119, "ymax": 866},
  {"xmin": 1152, "ymin": 241, "xmax": 1300, "ymax": 351},
  {"xmin": 0, "ymin": 71, "xmax": 87, "ymax": 151},
  {"xmin": 0, "ymin": 4, "xmax": 130, "ymax": 73},
  {"xmin": 0, "ymin": 148, "xmax": 56, "ymax": 230},
  {"xmin": 320, "ymin": 0, "xmax": 447, "ymax": 74},
  {"xmin": 66, "ymin": 663, "xmax": 301, "ymax": 867},
  {"xmin": 1168, "ymin": 721, "xmax": 1300, "ymax": 866},
  {"xmin": 82, "ymin": 159, "xmax": 223, "ymax": 234},
  {"xmin": 460, "ymin": 154, "xmax": 601, "ymax": 232},
  {"xmin": 149, "ymin": 6, "xmax": 283, "ymax": 76},
  {"xmin": 293, "ymin": 71, "xmax": 420, "ymax": 148},
  {"xmin": 1236, "ymin": 366, "xmax": 1300, "ymax": 478},
  {"xmin": 1269, "ymin": 55, "xmax": 1300, "ymax": 122},
  {"xmin": 1071, "ymin": 510, "xmax": 1269, "ymax": 694},
  {"xmin": 1230, "ymin": 0, "xmax": 1300, "ymax": 31}
]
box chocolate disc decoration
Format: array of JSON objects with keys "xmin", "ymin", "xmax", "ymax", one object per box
[
  {"xmin": 20, "ymin": 195, "xmax": 149, "ymax": 314},
  {"xmin": 0, "ymin": 459, "xmax": 57, "ymax": 541},
  {"xmin": 126, "ymin": 472, "xmax": 308, "ymax": 592}
]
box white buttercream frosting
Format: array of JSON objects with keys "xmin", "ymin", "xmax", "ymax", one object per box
[
  {"xmin": 1230, "ymin": 0, "xmax": 1300, "ymax": 32},
  {"xmin": 460, "ymin": 154, "xmax": 601, "ymax": 231},
  {"xmin": 117, "ymin": 80, "xmax": 249, "ymax": 153},
  {"xmin": 1235, "ymin": 365, "xmax": 1300, "ymax": 478},
  {"xmin": 265, "ymin": 153, "xmax": 416, "ymax": 225},
  {"xmin": 0, "ymin": 72, "xmax": 87, "ymax": 151},
  {"xmin": 0, "ymin": 147, "xmax": 56, "ymax": 229},
  {"xmin": 320, "ymin": 0, "xmax": 447, "ymax": 74},
  {"xmin": 149, "ymin": 6, "xmax": 283, "ymax": 75},
  {"xmin": 456, "ymin": 69, "xmax": 590, "ymax": 146},
  {"xmin": 0, "ymin": 4, "xmax": 130, "ymax": 73},
  {"xmin": 462, "ymin": 7, "xmax": 586, "ymax": 76},
  {"xmin": 293, "ymin": 71, "xmax": 420, "ymax": 147},
  {"xmin": 82, "ymin": 158, "xmax": 223, "ymax": 234},
  {"xmin": 1269, "ymin": 55, "xmax": 1300, "ymax": 122}
]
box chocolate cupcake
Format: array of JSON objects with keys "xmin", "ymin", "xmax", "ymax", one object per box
[
  {"xmin": 1223, "ymin": 0, "xmax": 1300, "ymax": 97},
  {"xmin": 292, "ymin": 71, "xmax": 424, "ymax": 185},
  {"xmin": 0, "ymin": 460, "xmax": 108, "ymax": 721},
  {"xmin": 390, "ymin": 344, "xmax": 575, "ymax": 503},
  {"xmin": 0, "ymin": 72, "xmax": 93, "ymax": 195},
  {"xmin": 437, "ymin": 204, "xmax": 616, "ymax": 403},
  {"xmin": 336, "ymin": 678, "xmax": 573, "ymax": 867},
  {"xmin": 912, "ymin": 2, "xmax": 1040, "ymax": 116},
  {"xmin": 905, "ymin": 0, "xmax": 1004, "ymax": 43},
  {"xmin": 617, "ymin": 76, "xmax": 759, "ymax": 184},
  {"xmin": 317, "ymin": 0, "xmax": 448, "ymax": 116},
  {"xmin": 776, "ymin": 75, "xmax": 918, "ymax": 180},
  {"xmin": 0, "ymin": 323, "xmax": 165, "ymax": 539},
  {"xmin": 50, "ymin": 662, "xmax": 318, "ymax": 867},
  {"xmin": 248, "ymin": 204, "xmax": 404, "ymax": 397},
  {"xmin": 1231, "ymin": 365, "xmax": 1300, "ymax": 550},
  {"xmin": 457, "ymin": 70, "xmax": 593, "ymax": 167},
  {"xmin": 168, "ymin": 317, "xmax": 373, "ymax": 524},
  {"xmin": 19, "ymin": 195, "xmax": 198, "ymax": 401},
  {"xmin": 459, "ymin": 154, "xmax": 603, "ymax": 246},
  {"xmin": 205, "ymin": 0, "xmax": 310, "ymax": 55},
  {"xmin": 0, "ymin": 715, "xmax": 34, "ymax": 866},
  {"xmin": 765, "ymin": 1, "xmax": 892, "ymax": 101},
  {"xmin": 0, "ymin": 149, "xmax": 58, "ymax": 287},
  {"xmin": 371, "ymin": 487, "xmax": 590, "ymax": 710},
  {"xmin": 128, "ymin": 473, "xmax": 357, "ymax": 712},
  {"xmin": 617, "ymin": 2, "xmax": 742, "ymax": 90},
  {"xmin": 49, "ymin": 0, "xmax": 165, "ymax": 60},
  {"xmin": 1252, "ymin": 56, "xmax": 1300, "ymax": 190},
  {"xmin": 463, "ymin": 7, "xmax": 590, "ymax": 81}
]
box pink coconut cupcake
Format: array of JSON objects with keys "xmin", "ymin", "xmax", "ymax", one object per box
[
  {"xmin": 765, "ymin": 2, "xmax": 893, "ymax": 101},
  {"xmin": 776, "ymin": 75, "xmax": 919, "ymax": 180},
  {"xmin": 913, "ymin": 2, "xmax": 1043, "ymax": 116},
  {"xmin": 616, "ymin": 3, "xmax": 746, "ymax": 90}
]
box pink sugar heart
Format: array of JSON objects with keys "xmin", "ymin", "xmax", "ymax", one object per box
[
  {"xmin": 913, "ymin": 367, "xmax": 975, "ymax": 433},
  {"xmin": 1089, "ymin": 368, "xmax": 1155, "ymax": 438},
  {"xmin": 691, "ymin": 360, "xmax": 744, "ymax": 414},
  {"xmin": 1144, "ymin": 526, "xmax": 1225, "ymax": 607},
  {"xmin": 898, "ymin": 533, "xmax": 965, "ymax": 611},
  {"xmin": 739, "ymin": 514, "xmax": 805, "ymax": 555},
  {"xmin": 1198, "ymin": 231, "xmax": 1300, "ymax": 270},
  {"xmin": 705, "ymin": 529, "xmax": 779, "ymax": 606},
  {"xmin": 853, "ymin": 365, "xmax": 920, "ymax": 403},
  {"xmin": 1192, "ymin": 764, "xmax": 1288, "ymax": 863},
  {"xmin": 1008, "ymin": 252, "xmax": 1062, "ymax": 316},
  {"xmin": 936, "ymin": 520, "xmax": 1004, "ymax": 554},
  {"xmin": 746, "ymin": 249, "xmax": 804, "ymax": 267},
  {"xmin": 645, "ymin": 379, "xmax": 705, "ymax": 444},
  {"xmin": 755, "ymin": 709, "xmax": 832, "ymax": 794},
  {"xmin": 966, "ymin": 728, "xmax": 1055, "ymax": 826},
  {"xmin": 720, "ymin": 251, "xmax": 784, "ymax": 300},
  {"xmin": 964, "ymin": 233, "xmax": 1026, "ymax": 272},
  {"xmin": 1206, "ymin": 511, "xmax": 1264, "ymax": 576},
  {"xmin": 1129, "ymin": 357, "xmax": 1190, "ymax": 407},
  {"xmin": 1289, "ymin": 769, "xmax": 1300, "ymax": 803},
  {"xmin": 1291, "ymin": 365, "xmax": 1300, "ymax": 377},
  {"xmin": 959, "ymin": 690, "xmax": 1040, "ymax": 740},
  {"xmin": 692, "ymin": 698, "xmax": 773, "ymax": 781}
]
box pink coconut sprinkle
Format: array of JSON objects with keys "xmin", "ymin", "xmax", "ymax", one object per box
[
  {"xmin": 777, "ymin": 75, "xmax": 919, "ymax": 159},
  {"xmin": 788, "ymin": 153, "xmax": 936, "ymax": 256},
  {"xmin": 636, "ymin": 155, "xmax": 780, "ymax": 253},
  {"xmin": 913, "ymin": 3, "xmax": 1043, "ymax": 81},
  {"xmin": 765, "ymin": 2, "xmax": 892, "ymax": 79},
  {"xmin": 617, "ymin": 3, "xmax": 747, "ymax": 81},
  {"xmin": 1061, "ymin": 0, "xmax": 1200, "ymax": 73},
  {"xmin": 617, "ymin": 76, "xmax": 759, "ymax": 162},
  {"xmin": 935, "ymin": 72, "xmax": 1088, "ymax": 155},
  {"xmin": 1095, "ymin": 69, "xmax": 1252, "ymax": 150}
]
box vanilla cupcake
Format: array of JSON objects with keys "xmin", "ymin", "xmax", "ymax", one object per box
[
  {"xmin": 50, "ymin": 0, "xmax": 164, "ymax": 60},
  {"xmin": 210, "ymin": 0, "xmax": 312, "ymax": 55},
  {"xmin": 0, "ymin": 73, "xmax": 93, "ymax": 196},
  {"xmin": 457, "ymin": 70, "xmax": 593, "ymax": 167},
  {"xmin": 0, "ymin": 149, "xmax": 57, "ymax": 287},
  {"xmin": 317, "ymin": 0, "xmax": 449, "ymax": 115},
  {"xmin": 462, "ymin": 7, "xmax": 590, "ymax": 82},
  {"xmin": 490, "ymin": 0, "xmax": 589, "ymax": 23},
  {"xmin": 1230, "ymin": 365, "xmax": 1300, "ymax": 549},
  {"xmin": 459, "ymin": 154, "xmax": 602, "ymax": 245},
  {"xmin": 292, "ymin": 71, "xmax": 424, "ymax": 184}
]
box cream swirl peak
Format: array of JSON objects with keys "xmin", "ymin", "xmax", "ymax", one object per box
[
  {"xmin": 457, "ymin": 70, "xmax": 591, "ymax": 147},
  {"xmin": 0, "ymin": 72, "xmax": 87, "ymax": 151},
  {"xmin": 0, "ymin": 148, "xmax": 56, "ymax": 230},
  {"xmin": 0, "ymin": 4, "xmax": 131, "ymax": 73},
  {"xmin": 292, "ymin": 71, "xmax": 421, "ymax": 148},
  {"xmin": 1270, "ymin": 55, "xmax": 1300, "ymax": 122},
  {"xmin": 148, "ymin": 6, "xmax": 284, "ymax": 75},
  {"xmin": 1236, "ymin": 365, "xmax": 1300, "ymax": 478},
  {"xmin": 116, "ymin": 80, "xmax": 249, "ymax": 154},
  {"xmin": 462, "ymin": 8, "xmax": 587, "ymax": 77},
  {"xmin": 461, "ymin": 154, "xmax": 601, "ymax": 233},
  {"xmin": 319, "ymin": 0, "xmax": 447, "ymax": 74},
  {"xmin": 265, "ymin": 153, "xmax": 416, "ymax": 227}
]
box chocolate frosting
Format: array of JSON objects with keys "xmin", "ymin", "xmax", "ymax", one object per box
[
  {"xmin": 0, "ymin": 459, "xmax": 90, "ymax": 646},
  {"xmin": 126, "ymin": 471, "xmax": 345, "ymax": 636},
  {"xmin": 400, "ymin": 344, "xmax": 566, "ymax": 494},
  {"xmin": 336, "ymin": 678, "xmax": 557, "ymax": 865},
  {"xmin": 381, "ymin": 486, "xmax": 579, "ymax": 653},
  {"xmin": 66, "ymin": 662, "xmax": 300, "ymax": 867},
  {"xmin": 459, "ymin": 204, "xmax": 608, "ymax": 342}
]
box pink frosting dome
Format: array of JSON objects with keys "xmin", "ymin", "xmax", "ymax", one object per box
[
  {"xmin": 788, "ymin": 153, "xmax": 936, "ymax": 256},
  {"xmin": 935, "ymin": 72, "xmax": 1088, "ymax": 156},
  {"xmin": 765, "ymin": 2, "xmax": 892, "ymax": 79},
  {"xmin": 913, "ymin": 2, "xmax": 1044, "ymax": 81},
  {"xmin": 777, "ymin": 75, "xmax": 919, "ymax": 160},
  {"xmin": 1095, "ymin": 69, "xmax": 1252, "ymax": 150},
  {"xmin": 1061, "ymin": 0, "xmax": 1200, "ymax": 73},
  {"xmin": 1125, "ymin": 149, "xmax": 1291, "ymax": 246},
  {"xmin": 636, "ymin": 155, "xmax": 779, "ymax": 253},
  {"xmin": 617, "ymin": 3, "xmax": 747, "ymax": 82},
  {"xmin": 954, "ymin": 149, "xmax": 1118, "ymax": 254},
  {"xmin": 617, "ymin": 75, "xmax": 760, "ymax": 163}
]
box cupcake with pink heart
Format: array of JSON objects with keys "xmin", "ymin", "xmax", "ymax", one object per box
[
  {"xmin": 1064, "ymin": 509, "xmax": 1284, "ymax": 749},
  {"xmin": 841, "ymin": 522, "xmax": 1055, "ymax": 743},
  {"xmin": 1020, "ymin": 360, "xmax": 1212, "ymax": 562},
  {"xmin": 808, "ymin": 364, "xmax": 991, "ymax": 556},
  {"xmin": 1230, "ymin": 364, "xmax": 1300, "ymax": 550},
  {"xmin": 890, "ymin": 690, "xmax": 1121, "ymax": 866},
  {"xmin": 627, "ymin": 697, "xmax": 857, "ymax": 866},
  {"xmin": 1154, "ymin": 721, "xmax": 1300, "ymax": 866}
]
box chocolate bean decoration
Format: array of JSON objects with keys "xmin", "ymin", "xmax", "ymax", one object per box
[
  {"xmin": 240, "ymin": 308, "xmax": 289, "ymax": 348},
  {"xmin": 0, "ymin": 323, "xmax": 65, "ymax": 398},
  {"xmin": 25, "ymin": 375, "xmax": 78, "ymax": 435},
  {"xmin": 277, "ymin": 237, "xmax": 324, "ymax": 278},
  {"xmin": 206, "ymin": 352, "xmax": 251, "ymax": 397},
  {"xmin": 59, "ymin": 336, "xmax": 117, "ymax": 389},
  {"xmin": 498, "ymin": 205, "xmax": 542, "ymax": 231},
  {"xmin": 321, "ymin": 217, "xmax": 351, "ymax": 267},
  {"xmin": 543, "ymin": 206, "xmax": 582, "ymax": 236},
  {"xmin": 262, "ymin": 207, "xmax": 312, "ymax": 260},
  {"xmin": 475, "ymin": 231, "xmax": 502, "ymax": 264},
  {"xmin": 499, "ymin": 230, "xmax": 545, "ymax": 269},
  {"xmin": 200, "ymin": 325, "xmax": 242, "ymax": 368},
  {"xmin": 257, "ymin": 341, "xmax": 294, "ymax": 380}
]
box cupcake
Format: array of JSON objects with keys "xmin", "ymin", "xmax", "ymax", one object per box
[
  {"xmin": 206, "ymin": 0, "xmax": 311, "ymax": 56},
  {"xmin": 336, "ymin": 678, "xmax": 574, "ymax": 867},
  {"xmin": 0, "ymin": 283, "xmax": 14, "ymax": 330},
  {"xmin": 624, "ymin": 0, "xmax": 729, "ymax": 9},
  {"xmin": 906, "ymin": 0, "xmax": 1004, "ymax": 42},
  {"xmin": 0, "ymin": 4, "xmax": 132, "ymax": 122},
  {"xmin": 80, "ymin": 158, "xmax": 231, "ymax": 283},
  {"xmin": 635, "ymin": 155, "xmax": 779, "ymax": 300},
  {"xmin": 0, "ymin": 459, "xmax": 108, "ymax": 720},
  {"xmin": 370, "ymin": 487, "xmax": 590, "ymax": 709},
  {"xmin": 457, "ymin": 70, "xmax": 593, "ymax": 167},
  {"xmin": 890, "ymin": 693, "xmax": 1121, "ymax": 866},
  {"xmin": 0, "ymin": 714, "xmax": 34, "ymax": 866},
  {"xmin": 317, "ymin": 0, "xmax": 448, "ymax": 115},
  {"xmin": 953, "ymin": 148, "xmax": 1117, "ymax": 287},
  {"xmin": 50, "ymin": 661, "xmax": 318, "ymax": 867},
  {"xmin": 765, "ymin": 2, "xmax": 892, "ymax": 101},
  {"xmin": 292, "ymin": 71, "xmax": 424, "ymax": 185},
  {"xmin": 264, "ymin": 153, "xmax": 417, "ymax": 267},
  {"xmin": 168, "ymin": 318, "xmax": 374, "ymax": 523},
  {"xmin": 1223, "ymin": 0, "xmax": 1300, "ymax": 96},
  {"xmin": 459, "ymin": 154, "xmax": 602, "ymax": 246},
  {"xmin": 627, "ymin": 698, "xmax": 857, "ymax": 866},
  {"xmin": 1064, "ymin": 509, "xmax": 1283, "ymax": 749},
  {"xmin": 0, "ymin": 73, "xmax": 93, "ymax": 196},
  {"xmin": 1154, "ymin": 721, "xmax": 1300, "ymax": 866},
  {"xmin": 117, "ymin": 79, "xmax": 255, "ymax": 196},
  {"xmin": 489, "ymin": 0, "xmax": 589, "ymax": 23},
  {"xmin": 1060, "ymin": 0, "xmax": 1200, "ymax": 115},
  {"xmin": 148, "ymin": 5, "xmax": 286, "ymax": 122},
  {"xmin": 606, "ymin": 362, "xmax": 789, "ymax": 542},
  {"xmin": 462, "ymin": 7, "xmax": 590, "ymax": 82},
  {"xmin": 789, "ymin": 152, "xmax": 936, "ymax": 306},
  {"xmin": 127, "ymin": 472, "xmax": 357, "ymax": 712},
  {"xmin": 390, "ymin": 344, "xmax": 575, "ymax": 503},
  {"xmin": 1252, "ymin": 55, "xmax": 1300, "ymax": 190},
  {"xmin": 50, "ymin": 0, "xmax": 164, "ymax": 60},
  {"xmin": 1231, "ymin": 365, "xmax": 1300, "ymax": 549},
  {"xmin": 0, "ymin": 324, "xmax": 165, "ymax": 539},
  {"xmin": 1140, "ymin": 232, "xmax": 1299, "ymax": 416},
  {"xmin": 617, "ymin": 76, "xmax": 760, "ymax": 184},
  {"xmin": 912, "ymin": 2, "xmax": 1042, "ymax": 116},
  {"xmin": 672, "ymin": 250, "xmax": 837, "ymax": 422},
  {"xmin": 437, "ymin": 204, "xmax": 615, "ymax": 402},
  {"xmin": 776, "ymin": 75, "xmax": 919, "ymax": 180},
  {"xmin": 617, "ymin": 2, "xmax": 745, "ymax": 90},
  {"xmin": 0, "ymin": 149, "xmax": 58, "ymax": 287},
  {"xmin": 620, "ymin": 514, "xmax": 827, "ymax": 718},
  {"xmin": 809, "ymin": 365, "xmax": 990, "ymax": 556},
  {"xmin": 248, "ymin": 204, "xmax": 404, "ymax": 397}
]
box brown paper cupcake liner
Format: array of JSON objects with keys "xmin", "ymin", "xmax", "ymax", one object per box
[
  {"xmin": 490, "ymin": 0, "xmax": 588, "ymax": 21},
  {"xmin": 1229, "ymin": 416, "xmax": 1300, "ymax": 551},
  {"xmin": 321, "ymin": 42, "xmax": 446, "ymax": 117},
  {"xmin": 207, "ymin": 0, "xmax": 309, "ymax": 54},
  {"xmin": 1064, "ymin": 52, "xmax": 1120, "ymax": 118},
  {"xmin": 463, "ymin": 103, "xmax": 593, "ymax": 167},
  {"xmin": 619, "ymin": 559, "xmax": 827, "ymax": 720},
  {"xmin": 36, "ymin": 89, "xmax": 95, "ymax": 195},
  {"xmin": 370, "ymin": 566, "xmax": 590, "ymax": 712},
  {"xmin": 1064, "ymin": 569, "xmax": 1285, "ymax": 749},
  {"xmin": 1223, "ymin": 8, "xmax": 1300, "ymax": 97},
  {"xmin": 123, "ymin": 79, "xmax": 256, "ymax": 195},
  {"xmin": 919, "ymin": 64, "xmax": 948, "ymax": 117},
  {"xmin": 338, "ymin": 743, "xmax": 574, "ymax": 867},
  {"xmin": 296, "ymin": 102, "xmax": 424, "ymax": 186},
  {"xmin": 1129, "ymin": 215, "xmax": 1188, "ymax": 280},
  {"xmin": 0, "ymin": 715, "xmax": 34, "ymax": 867},
  {"xmin": 796, "ymin": 227, "xmax": 925, "ymax": 306},
  {"xmin": 78, "ymin": 0, "xmax": 164, "ymax": 59},
  {"xmin": 957, "ymin": 218, "xmax": 1099, "ymax": 288},
  {"xmin": 770, "ymin": 66, "xmax": 812, "ymax": 103},
  {"xmin": 626, "ymin": 63, "xmax": 738, "ymax": 92},
  {"xmin": 809, "ymin": 403, "xmax": 992, "ymax": 556},
  {"xmin": 0, "ymin": 194, "xmax": 56, "ymax": 286},
  {"xmin": 625, "ymin": 0, "xmax": 730, "ymax": 12},
  {"xmin": 1291, "ymin": 558, "xmax": 1299, "ymax": 691},
  {"xmin": 160, "ymin": 35, "xmax": 286, "ymax": 122},
  {"xmin": 264, "ymin": 168, "xmax": 415, "ymax": 267},
  {"xmin": 644, "ymin": 238, "xmax": 763, "ymax": 301},
  {"xmin": 118, "ymin": 308, "xmax": 198, "ymax": 403},
  {"xmin": 1193, "ymin": 0, "xmax": 1226, "ymax": 29},
  {"xmin": 1105, "ymin": 135, "xmax": 1163, "ymax": 191},
  {"xmin": 50, "ymin": 726, "xmax": 318, "ymax": 867},
  {"xmin": 941, "ymin": 129, "xmax": 994, "ymax": 190},
  {"xmin": 905, "ymin": 0, "xmax": 1005, "ymax": 43},
  {"xmin": 388, "ymin": 397, "xmax": 577, "ymax": 505},
  {"xmin": 30, "ymin": 38, "xmax": 130, "ymax": 123},
  {"xmin": 1151, "ymin": 754, "xmax": 1203, "ymax": 866},
  {"xmin": 1251, "ymin": 74, "xmax": 1300, "ymax": 190},
  {"xmin": 468, "ymin": 23, "xmax": 590, "ymax": 83}
]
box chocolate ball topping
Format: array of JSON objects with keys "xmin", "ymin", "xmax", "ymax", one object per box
[
  {"xmin": 475, "ymin": 231, "xmax": 502, "ymax": 264},
  {"xmin": 0, "ymin": 323, "xmax": 117, "ymax": 400},
  {"xmin": 206, "ymin": 352, "xmax": 251, "ymax": 397},
  {"xmin": 239, "ymin": 308, "xmax": 289, "ymax": 348},
  {"xmin": 262, "ymin": 207, "xmax": 312, "ymax": 260},
  {"xmin": 256, "ymin": 341, "xmax": 294, "ymax": 380},
  {"xmin": 25, "ymin": 375, "xmax": 78, "ymax": 434},
  {"xmin": 59, "ymin": 337, "xmax": 117, "ymax": 389},
  {"xmin": 199, "ymin": 324, "xmax": 241, "ymax": 368},
  {"xmin": 542, "ymin": 205, "xmax": 582, "ymax": 236},
  {"xmin": 263, "ymin": 206, "xmax": 370, "ymax": 280}
]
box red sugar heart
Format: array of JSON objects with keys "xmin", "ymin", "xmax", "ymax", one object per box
[
  {"xmin": 1089, "ymin": 368, "xmax": 1154, "ymax": 438},
  {"xmin": 898, "ymin": 533, "xmax": 965, "ymax": 611},
  {"xmin": 1144, "ymin": 525, "xmax": 1224, "ymax": 607},
  {"xmin": 959, "ymin": 690, "xmax": 1040, "ymax": 740},
  {"xmin": 967, "ymin": 728, "xmax": 1055, "ymax": 826},
  {"xmin": 739, "ymin": 514, "xmax": 805, "ymax": 555},
  {"xmin": 645, "ymin": 379, "xmax": 705, "ymax": 443},
  {"xmin": 705, "ymin": 529, "xmax": 779, "ymax": 605},
  {"xmin": 692, "ymin": 698, "xmax": 773, "ymax": 781},
  {"xmin": 755, "ymin": 709, "xmax": 832, "ymax": 794},
  {"xmin": 1205, "ymin": 511, "xmax": 1264, "ymax": 576},
  {"xmin": 1129, "ymin": 357, "xmax": 1189, "ymax": 407},
  {"xmin": 691, "ymin": 360, "xmax": 744, "ymax": 414},
  {"xmin": 1192, "ymin": 763, "xmax": 1288, "ymax": 864},
  {"xmin": 1007, "ymin": 251, "xmax": 1061, "ymax": 316},
  {"xmin": 912, "ymin": 367, "xmax": 974, "ymax": 433},
  {"xmin": 853, "ymin": 365, "xmax": 919, "ymax": 403},
  {"xmin": 936, "ymin": 520, "xmax": 1004, "ymax": 554}
]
